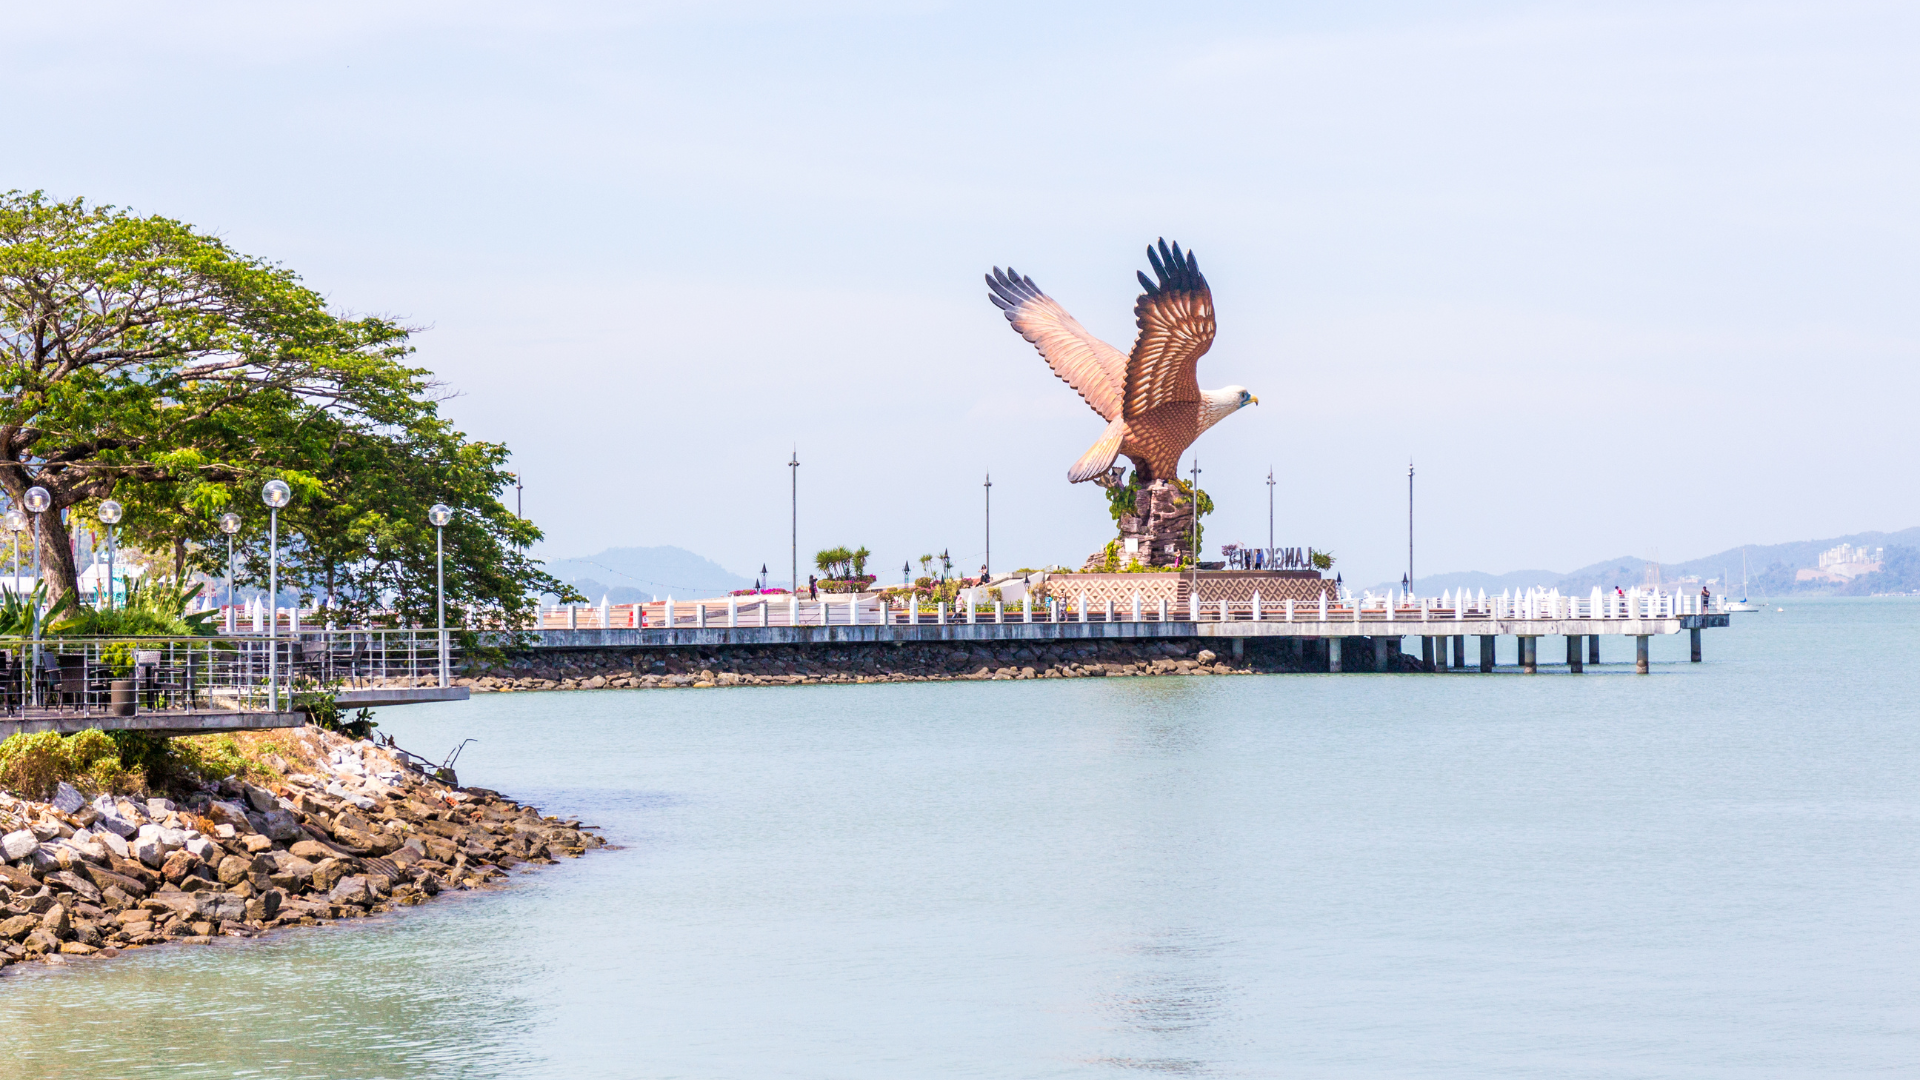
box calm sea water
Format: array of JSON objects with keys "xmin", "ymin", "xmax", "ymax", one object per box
[{"xmin": 1, "ymin": 598, "xmax": 1915, "ymax": 1079}]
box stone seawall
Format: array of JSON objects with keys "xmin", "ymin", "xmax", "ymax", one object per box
[
  {"xmin": 466, "ymin": 636, "xmax": 1425, "ymax": 691},
  {"xmin": 0, "ymin": 728, "xmax": 605, "ymax": 974}
]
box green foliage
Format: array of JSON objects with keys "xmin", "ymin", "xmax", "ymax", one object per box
[
  {"xmin": 814, "ymin": 546, "xmax": 853, "ymax": 578},
  {"xmin": 1309, "ymin": 548, "xmax": 1335, "ymax": 571},
  {"xmin": 0, "ymin": 583, "xmax": 77, "ymax": 637},
  {"xmin": 168, "ymin": 736, "xmax": 251, "ymax": 784},
  {"xmin": 1106, "ymin": 476, "xmax": 1139, "ymax": 522},
  {"xmin": 63, "ymin": 578, "xmax": 215, "ymax": 638},
  {"xmin": 0, "ymin": 727, "xmax": 149, "ymax": 799},
  {"xmin": 0, "ymin": 190, "xmax": 567, "ymax": 631},
  {"xmin": 0, "ymin": 731, "xmax": 72, "ymax": 799},
  {"xmin": 293, "ymin": 686, "xmax": 377, "ymax": 739}
]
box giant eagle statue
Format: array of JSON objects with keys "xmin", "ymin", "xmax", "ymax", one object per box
[{"xmin": 986, "ymin": 238, "xmax": 1256, "ymax": 486}]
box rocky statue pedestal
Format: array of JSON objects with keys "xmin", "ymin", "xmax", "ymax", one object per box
[{"xmin": 1082, "ymin": 479, "xmax": 1194, "ymax": 570}]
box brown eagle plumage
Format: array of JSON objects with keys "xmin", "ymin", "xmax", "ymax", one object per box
[{"xmin": 986, "ymin": 238, "xmax": 1256, "ymax": 485}]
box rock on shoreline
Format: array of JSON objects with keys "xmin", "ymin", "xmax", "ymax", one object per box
[
  {"xmin": 459, "ymin": 639, "xmax": 1312, "ymax": 691},
  {"xmin": 0, "ymin": 728, "xmax": 604, "ymax": 973}
]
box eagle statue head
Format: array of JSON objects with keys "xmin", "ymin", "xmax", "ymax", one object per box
[{"xmin": 1200, "ymin": 385, "xmax": 1258, "ymax": 433}]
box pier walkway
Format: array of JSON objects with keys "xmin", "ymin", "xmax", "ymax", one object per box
[{"xmin": 518, "ymin": 586, "xmax": 1733, "ymax": 674}]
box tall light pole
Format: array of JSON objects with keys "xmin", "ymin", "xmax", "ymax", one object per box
[
  {"xmin": 789, "ymin": 450, "xmax": 800, "ymax": 593},
  {"xmin": 219, "ymin": 513, "xmax": 242, "ymax": 634},
  {"xmin": 983, "ymin": 472, "xmax": 991, "ymax": 580},
  {"xmin": 23, "ymin": 486, "xmax": 50, "ymax": 705},
  {"xmin": 4, "ymin": 509, "xmax": 23, "ymax": 596},
  {"xmin": 1188, "ymin": 459, "xmax": 1202, "ymax": 572},
  {"xmin": 262, "ymin": 479, "xmax": 291, "ymax": 712},
  {"xmin": 430, "ymin": 503, "xmax": 452, "ymax": 689},
  {"xmin": 97, "ymin": 500, "xmax": 122, "ymax": 610},
  {"xmin": 514, "ymin": 473, "xmax": 523, "ymax": 519},
  {"xmin": 1266, "ymin": 467, "xmax": 1275, "ymax": 568},
  {"xmin": 1407, "ymin": 461, "xmax": 1415, "ymax": 596}
]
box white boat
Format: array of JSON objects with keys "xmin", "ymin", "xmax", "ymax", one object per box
[{"xmin": 1725, "ymin": 549, "xmax": 1762, "ymax": 612}]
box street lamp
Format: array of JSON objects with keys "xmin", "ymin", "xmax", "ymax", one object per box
[
  {"xmin": 902, "ymin": 560, "xmax": 911, "ymax": 587},
  {"xmin": 759, "ymin": 564, "xmax": 768, "ymax": 592},
  {"xmin": 262, "ymin": 479, "xmax": 291, "ymax": 712},
  {"xmin": 1266, "ymin": 467, "xmax": 1276, "ymax": 569},
  {"xmin": 23, "ymin": 486, "xmax": 50, "ymax": 705},
  {"xmin": 789, "ymin": 450, "xmax": 800, "ymax": 594},
  {"xmin": 97, "ymin": 499, "xmax": 122, "ymax": 611},
  {"xmin": 429, "ymin": 503, "xmax": 452, "ymax": 689},
  {"xmin": 982, "ymin": 472, "xmax": 993, "ymax": 580},
  {"xmin": 219, "ymin": 512, "xmax": 242, "ymax": 633},
  {"xmin": 4, "ymin": 509, "xmax": 24, "ymax": 597}
]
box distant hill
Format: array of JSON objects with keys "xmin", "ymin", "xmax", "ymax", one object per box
[
  {"xmin": 1382, "ymin": 527, "xmax": 1920, "ymax": 598},
  {"xmin": 541, "ymin": 546, "xmax": 754, "ymax": 603}
]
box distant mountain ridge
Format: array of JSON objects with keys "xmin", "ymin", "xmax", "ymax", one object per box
[
  {"xmin": 1382, "ymin": 527, "xmax": 1920, "ymax": 598},
  {"xmin": 541, "ymin": 546, "xmax": 754, "ymax": 603}
]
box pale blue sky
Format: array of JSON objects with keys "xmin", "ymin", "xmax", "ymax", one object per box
[{"xmin": 5, "ymin": 1, "xmax": 1915, "ymax": 586}]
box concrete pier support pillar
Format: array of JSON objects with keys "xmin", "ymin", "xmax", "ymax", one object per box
[
  {"xmin": 1421, "ymin": 636, "xmax": 1434, "ymax": 669},
  {"xmin": 1690, "ymin": 627, "xmax": 1701, "ymax": 662},
  {"xmin": 1453, "ymin": 635, "xmax": 1466, "ymax": 669},
  {"xmin": 1373, "ymin": 636, "xmax": 1390, "ymax": 672},
  {"xmin": 1329, "ymin": 637, "xmax": 1342, "ymax": 673},
  {"xmin": 1232, "ymin": 637, "xmax": 1244, "ymax": 660},
  {"xmin": 1567, "ymin": 635, "xmax": 1583, "ymax": 674},
  {"xmin": 1478, "ymin": 635, "xmax": 1495, "ymax": 672},
  {"xmin": 1589, "ymin": 634, "xmax": 1600, "ymax": 665},
  {"xmin": 1635, "ymin": 635, "xmax": 1650, "ymax": 674},
  {"xmin": 1522, "ymin": 637, "xmax": 1537, "ymax": 674}
]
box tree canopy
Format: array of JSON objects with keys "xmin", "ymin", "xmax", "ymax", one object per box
[{"xmin": 0, "ymin": 190, "xmax": 568, "ymax": 626}]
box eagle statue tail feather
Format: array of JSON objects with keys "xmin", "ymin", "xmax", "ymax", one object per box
[{"xmin": 1068, "ymin": 416, "xmax": 1128, "ymax": 484}]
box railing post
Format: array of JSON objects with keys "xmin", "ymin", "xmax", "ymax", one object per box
[
  {"xmin": 696, "ymin": 602, "xmax": 707, "ymax": 629},
  {"xmin": 1133, "ymin": 592, "xmax": 1142, "ymax": 622},
  {"xmin": 910, "ymin": 598, "xmax": 919, "ymax": 625},
  {"xmin": 1079, "ymin": 591, "xmax": 1088, "ymax": 623},
  {"xmin": 1252, "ymin": 591, "xmax": 1262, "ymax": 622},
  {"xmin": 1023, "ymin": 594, "xmax": 1032, "ymax": 624},
  {"xmin": 728, "ymin": 596, "xmax": 738, "ymax": 628},
  {"xmin": 1105, "ymin": 599, "xmax": 1114, "ymax": 622},
  {"xmin": 1158, "ymin": 597, "xmax": 1168, "ymax": 622},
  {"xmin": 1219, "ymin": 598, "xmax": 1229, "ymax": 622},
  {"xmin": 994, "ymin": 601, "xmax": 1004, "ymax": 624},
  {"xmin": 664, "ymin": 597, "xmax": 675, "ymax": 628},
  {"xmin": 937, "ymin": 601, "xmax": 947, "ymax": 625},
  {"xmin": 567, "ymin": 604, "xmax": 578, "ymax": 630}
]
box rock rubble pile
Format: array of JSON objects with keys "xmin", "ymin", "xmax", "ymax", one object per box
[{"xmin": 0, "ymin": 728, "xmax": 603, "ymax": 972}]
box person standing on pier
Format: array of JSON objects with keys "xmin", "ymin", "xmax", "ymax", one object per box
[
  {"xmin": 1701, "ymin": 584, "xmax": 1710, "ymax": 610},
  {"xmin": 808, "ymin": 575, "xmax": 818, "ymax": 600}
]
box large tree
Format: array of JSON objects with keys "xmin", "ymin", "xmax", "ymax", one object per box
[{"xmin": 0, "ymin": 190, "xmax": 563, "ymax": 625}]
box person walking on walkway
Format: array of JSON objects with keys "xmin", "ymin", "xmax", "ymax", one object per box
[{"xmin": 808, "ymin": 575, "xmax": 818, "ymax": 600}]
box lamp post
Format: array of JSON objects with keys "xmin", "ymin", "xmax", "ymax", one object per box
[
  {"xmin": 789, "ymin": 450, "xmax": 800, "ymax": 594},
  {"xmin": 429, "ymin": 503, "xmax": 452, "ymax": 688},
  {"xmin": 1188, "ymin": 458, "xmax": 1202, "ymax": 577},
  {"xmin": 902, "ymin": 560, "xmax": 911, "ymax": 587},
  {"xmin": 23, "ymin": 486, "xmax": 50, "ymax": 705},
  {"xmin": 1407, "ymin": 461, "xmax": 1415, "ymax": 595},
  {"xmin": 983, "ymin": 472, "xmax": 991, "ymax": 580},
  {"xmin": 97, "ymin": 499, "xmax": 122, "ymax": 610},
  {"xmin": 759, "ymin": 564, "xmax": 768, "ymax": 592},
  {"xmin": 1266, "ymin": 467, "xmax": 1275, "ymax": 568},
  {"xmin": 262, "ymin": 479, "xmax": 291, "ymax": 711},
  {"xmin": 219, "ymin": 513, "xmax": 242, "ymax": 634},
  {"xmin": 4, "ymin": 509, "xmax": 24, "ymax": 597}
]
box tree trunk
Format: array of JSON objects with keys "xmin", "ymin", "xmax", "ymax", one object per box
[
  {"xmin": 173, "ymin": 536, "xmax": 187, "ymax": 584},
  {"xmin": 34, "ymin": 508, "xmax": 80, "ymax": 610}
]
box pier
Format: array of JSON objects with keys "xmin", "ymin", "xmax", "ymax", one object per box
[{"xmin": 515, "ymin": 582, "xmax": 1732, "ymax": 674}]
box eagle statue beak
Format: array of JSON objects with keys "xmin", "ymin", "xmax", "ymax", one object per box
[{"xmin": 1250, "ymin": 395, "xmax": 1259, "ymax": 405}]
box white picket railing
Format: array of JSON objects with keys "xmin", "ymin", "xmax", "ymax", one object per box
[{"xmin": 539, "ymin": 584, "xmax": 1723, "ymax": 628}]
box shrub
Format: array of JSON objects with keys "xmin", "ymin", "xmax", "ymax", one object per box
[{"xmin": 0, "ymin": 731, "xmax": 72, "ymax": 800}]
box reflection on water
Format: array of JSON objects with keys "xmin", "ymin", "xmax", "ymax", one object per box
[{"xmin": 0, "ymin": 599, "xmax": 1915, "ymax": 1079}]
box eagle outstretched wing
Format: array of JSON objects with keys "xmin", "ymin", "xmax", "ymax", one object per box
[
  {"xmin": 1122, "ymin": 238, "xmax": 1214, "ymax": 420},
  {"xmin": 986, "ymin": 267, "xmax": 1127, "ymax": 422}
]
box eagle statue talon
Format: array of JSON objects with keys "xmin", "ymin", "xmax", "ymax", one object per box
[{"xmin": 985, "ymin": 238, "xmax": 1257, "ymax": 487}]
